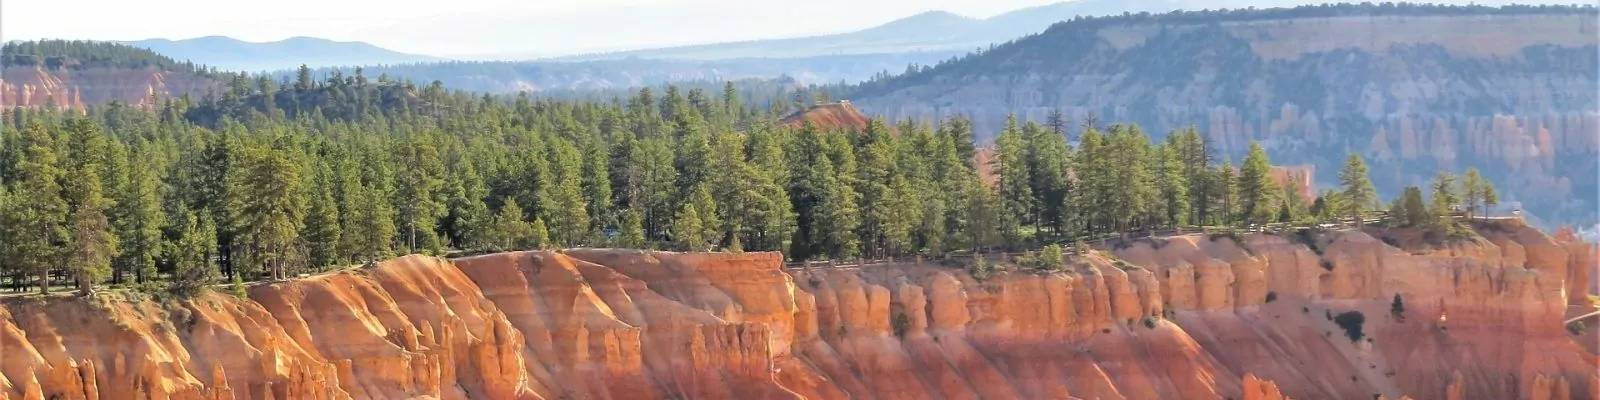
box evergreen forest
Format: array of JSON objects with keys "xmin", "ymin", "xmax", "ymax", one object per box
[{"xmin": 0, "ymin": 67, "xmax": 1498, "ymax": 297}]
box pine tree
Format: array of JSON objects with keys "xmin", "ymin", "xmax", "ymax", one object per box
[
  {"xmin": 855, "ymin": 119, "xmax": 901, "ymax": 257},
  {"xmin": 169, "ymin": 209, "xmax": 219, "ymax": 298},
  {"xmin": 994, "ymin": 115, "xmax": 1033, "ymax": 246},
  {"xmin": 1156, "ymin": 138, "xmax": 1190, "ymax": 228},
  {"xmin": 342, "ymin": 180, "xmax": 395, "ymax": 262},
  {"xmin": 685, "ymin": 183, "xmax": 721, "ymax": 247},
  {"xmin": 489, "ymin": 199, "xmax": 531, "ymax": 251},
  {"xmin": 1395, "ymin": 186, "xmax": 1430, "ymax": 227},
  {"xmin": 543, "ymin": 137, "xmax": 590, "ymax": 246},
  {"xmin": 113, "ymin": 142, "xmax": 165, "ymax": 284},
  {"xmin": 788, "ymin": 123, "xmax": 859, "ymax": 260},
  {"xmin": 529, "ymin": 217, "xmax": 551, "ymax": 250},
  {"xmin": 1482, "ymin": 180, "xmax": 1499, "ymax": 218},
  {"xmin": 1460, "ymin": 167, "xmax": 1486, "ymax": 219},
  {"xmin": 1025, "ymin": 121, "xmax": 1071, "ymax": 239},
  {"xmin": 1310, "ymin": 190, "xmax": 1339, "ymax": 222},
  {"xmin": 630, "ymin": 137, "xmax": 678, "ymax": 242},
  {"xmin": 1237, "ymin": 142, "xmax": 1278, "ymax": 226},
  {"xmin": 227, "ymin": 137, "xmax": 305, "ymax": 281},
  {"xmin": 1172, "ymin": 127, "xmax": 1213, "ymax": 225},
  {"xmin": 303, "ymin": 167, "xmax": 341, "ymax": 270},
  {"xmin": 1429, "ymin": 171, "xmax": 1459, "ymax": 225},
  {"xmin": 62, "ymin": 118, "xmax": 118, "ymax": 295},
  {"xmin": 394, "ymin": 136, "xmax": 446, "ymax": 254},
  {"xmin": 1213, "ymin": 161, "xmax": 1237, "ymax": 225},
  {"xmin": 942, "ymin": 116, "xmax": 977, "ymax": 171},
  {"xmin": 1281, "ymin": 178, "xmax": 1308, "ymax": 223},
  {"xmin": 1073, "ymin": 127, "xmax": 1110, "ymax": 235},
  {"xmin": 1106, "ymin": 125, "xmax": 1158, "ymax": 234},
  {"xmin": 706, "ymin": 131, "xmax": 763, "ymax": 249},
  {"xmin": 672, "ymin": 203, "xmax": 707, "ymax": 252},
  {"xmin": 1338, "ymin": 154, "xmax": 1377, "ymax": 225},
  {"xmin": 4, "ymin": 125, "xmax": 68, "ymax": 295},
  {"xmin": 295, "ymin": 64, "xmax": 313, "ymax": 91},
  {"xmin": 616, "ymin": 208, "xmax": 648, "ymax": 249},
  {"xmin": 722, "ymin": 81, "xmax": 742, "ymax": 124},
  {"xmin": 581, "ymin": 139, "xmax": 613, "ymax": 243},
  {"xmin": 445, "ymin": 161, "xmax": 491, "ymax": 251}
]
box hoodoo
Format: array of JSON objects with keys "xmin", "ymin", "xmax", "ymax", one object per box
[{"xmin": 3, "ymin": 220, "xmax": 1594, "ymax": 399}]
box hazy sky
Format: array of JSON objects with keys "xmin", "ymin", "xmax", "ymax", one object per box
[{"xmin": 2, "ymin": 0, "xmax": 1069, "ymax": 58}]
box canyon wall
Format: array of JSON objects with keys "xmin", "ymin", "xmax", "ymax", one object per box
[
  {"xmin": 0, "ymin": 66, "xmax": 215, "ymax": 110},
  {"xmin": 3, "ymin": 220, "xmax": 1594, "ymax": 399},
  {"xmin": 849, "ymin": 11, "xmax": 1600, "ymax": 227}
]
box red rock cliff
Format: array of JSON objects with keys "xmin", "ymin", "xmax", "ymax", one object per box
[
  {"xmin": 3, "ymin": 222, "xmax": 1594, "ymax": 399},
  {"xmin": 0, "ymin": 66, "xmax": 215, "ymax": 110}
]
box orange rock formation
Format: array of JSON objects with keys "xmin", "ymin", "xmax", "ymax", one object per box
[
  {"xmin": 0, "ymin": 66, "xmax": 214, "ymax": 110},
  {"xmin": 781, "ymin": 101, "xmax": 871, "ymax": 132},
  {"xmin": 3, "ymin": 220, "xmax": 1595, "ymax": 399}
]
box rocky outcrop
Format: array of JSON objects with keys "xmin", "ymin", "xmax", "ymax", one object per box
[
  {"xmin": 781, "ymin": 102, "xmax": 871, "ymax": 132},
  {"xmin": 0, "ymin": 66, "xmax": 215, "ymax": 110},
  {"xmin": 3, "ymin": 222, "xmax": 1594, "ymax": 399}
]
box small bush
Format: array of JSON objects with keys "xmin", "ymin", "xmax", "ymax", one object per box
[
  {"xmin": 1325, "ymin": 309, "xmax": 1334, "ymax": 321},
  {"xmin": 1142, "ymin": 316, "xmax": 1158, "ymax": 329},
  {"xmin": 1265, "ymin": 291, "xmax": 1278, "ymax": 303},
  {"xmin": 228, "ymin": 274, "xmax": 247, "ymax": 298},
  {"xmin": 1292, "ymin": 228, "xmax": 1326, "ymax": 255},
  {"xmin": 893, "ymin": 312, "xmax": 911, "ymax": 339},
  {"xmin": 967, "ymin": 255, "xmax": 994, "ymax": 281},
  {"xmin": 1379, "ymin": 236, "xmax": 1401, "ymax": 248},
  {"xmin": 170, "ymin": 306, "xmax": 197, "ymax": 330},
  {"xmin": 1022, "ymin": 245, "xmax": 1067, "ymax": 272},
  {"xmin": 1568, "ymin": 321, "xmax": 1587, "ymax": 336},
  {"xmin": 1334, "ymin": 311, "xmax": 1367, "ymax": 343},
  {"xmin": 1302, "ymin": 306, "xmax": 1310, "ymax": 314},
  {"xmin": 1209, "ymin": 230, "xmax": 1244, "ymax": 244},
  {"xmin": 1320, "ymin": 260, "xmax": 1335, "ymax": 271},
  {"xmin": 1390, "ymin": 293, "xmax": 1406, "ymax": 322}
]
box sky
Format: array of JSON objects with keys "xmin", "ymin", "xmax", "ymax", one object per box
[{"xmin": 1, "ymin": 0, "xmax": 1069, "ymax": 58}]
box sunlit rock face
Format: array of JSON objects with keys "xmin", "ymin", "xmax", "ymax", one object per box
[{"xmin": 5, "ymin": 222, "xmax": 1596, "ymax": 399}]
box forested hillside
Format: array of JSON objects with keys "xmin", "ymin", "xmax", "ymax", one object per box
[
  {"xmin": 1, "ymin": 40, "xmax": 223, "ymax": 110},
  {"xmin": 287, "ymin": 51, "xmax": 962, "ymax": 95},
  {"xmin": 2, "ymin": 40, "xmax": 214, "ymax": 74},
  {"xmin": 0, "ymin": 71, "xmax": 1496, "ymax": 296},
  {"xmin": 835, "ymin": 3, "xmax": 1599, "ymax": 228}
]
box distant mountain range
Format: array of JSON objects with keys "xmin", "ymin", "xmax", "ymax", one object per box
[
  {"xmin": 554, "ymin": 0, "xmax": 1520, "ymax": 61},
  {"xmin": 120, "ymin": 36, "xmax": 444, "ymax": 72}
]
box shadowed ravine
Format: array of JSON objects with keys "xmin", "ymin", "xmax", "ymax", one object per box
[{"xmin": 3, "ymin": 220, "xmax": 1596, "ymax": 399}]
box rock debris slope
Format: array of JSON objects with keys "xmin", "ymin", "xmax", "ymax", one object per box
[{"xmin": 3, "ymin": 221, "xmax": 1595, "ymax": 399}]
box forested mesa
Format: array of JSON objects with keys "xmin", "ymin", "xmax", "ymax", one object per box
[{"xmin": 0, "ymin": 73, "xmax": 1499, "ymax": 297}]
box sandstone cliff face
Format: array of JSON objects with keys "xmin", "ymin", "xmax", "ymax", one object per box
[
  {"xmin": 851, "ymin": 12, "xmax": 1600, "ymax": 226},
  {"xmin": 0, "ymin": 66, "xmax": 215, "ymax": 110},
  {"xmin": 3, "ymin": 222, "xmax": 1594, "ymax": 399}
]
